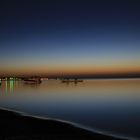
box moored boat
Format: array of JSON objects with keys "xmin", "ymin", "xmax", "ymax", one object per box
[
  {"xmin": 61, "ymin": 79, "xmax": 83, "ymax": 83},
  {"xmin": 23, "ymin": 78, "xmax": 42, "ymax": 84}
]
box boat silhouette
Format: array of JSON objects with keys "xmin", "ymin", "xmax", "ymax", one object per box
[
  {"xmin": 61, "ymin": 78, "xmax": 83, "ymax": 83},
  {"xmin": 23, "ymin": 78, "xmax": 42, "ymax": 84}
]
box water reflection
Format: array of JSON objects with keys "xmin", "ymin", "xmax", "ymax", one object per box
[
  {"xmin": 0, "ymin": 79, "xmax": 140, "ymax": 139},
  {"xmin": 23, "ymin": 82, "xmax": 39, "ymax": 88},
  {"xmin": 0, "ymin": 80, "xmax": 17, "ymax": 93}
]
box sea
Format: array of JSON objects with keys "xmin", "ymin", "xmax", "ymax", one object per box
[{"xmin": 0, "ymin": 78, "xmax": 140, "ymax": 140}]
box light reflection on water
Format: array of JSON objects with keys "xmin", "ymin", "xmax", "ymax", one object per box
[{"xmin": 0, "ymin": 79, "xmax": 140, "ymax": 139}]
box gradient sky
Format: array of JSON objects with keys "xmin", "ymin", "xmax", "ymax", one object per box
[{"xmin": 0, "ymin": 0, "xmax": 140, "ymax": 77}]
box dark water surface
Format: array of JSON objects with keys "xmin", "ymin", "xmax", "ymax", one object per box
[{"xmin": 0, "ymin": 79, "xmax": 140, "ymax": 140}]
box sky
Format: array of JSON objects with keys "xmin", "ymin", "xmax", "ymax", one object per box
[{"xmin": 0, "ymin": 0, "xmax": 140, "ymax": 77}]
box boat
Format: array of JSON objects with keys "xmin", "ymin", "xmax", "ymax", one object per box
[
  {"xmin": 23, "ymin": 78, "xmax": 42, "ymax": 84},
  {"xmin": 61, "ymin": 79, "xmax": 83, "ymax": 83}
]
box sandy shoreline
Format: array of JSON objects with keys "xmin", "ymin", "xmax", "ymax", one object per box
[{"xmin": 0, "ymin": 108, "xmax": 127, "ymax": 140}]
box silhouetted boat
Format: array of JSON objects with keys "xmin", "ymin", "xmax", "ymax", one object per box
[
  {"xmin": 61, "ymin": 79, "xmax": 83, "ymax": 83},
  {"xmin": 24, "ymin": 78, "xmax": 42, "ymax": 84}
]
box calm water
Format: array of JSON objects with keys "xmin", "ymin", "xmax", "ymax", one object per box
[{"xmin": 0, "ymin": 79, "xmax": 140, "ymax": 139}]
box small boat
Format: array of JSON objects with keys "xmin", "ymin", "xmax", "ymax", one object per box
[
  {"xmin": 61, "ymin": 79, "xmax": 83, "ymax": 83},
  {"xmin": 24, "ymin": 78, "xmax": 42, "ymax": 84}
]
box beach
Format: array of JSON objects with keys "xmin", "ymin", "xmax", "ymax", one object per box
[{"xmin": 0, "ymin": 108, "xmax": 125, "ymax": 140}]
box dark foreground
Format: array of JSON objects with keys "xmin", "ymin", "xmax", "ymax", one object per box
[{"xmin": 0, "ymin": 109, "xmax": 126, "ymax": 140}]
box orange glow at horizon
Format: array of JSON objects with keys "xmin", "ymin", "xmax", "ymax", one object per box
[{"xmin": 0, "ymin": 63, "xmax": 140, "ymax": 76}]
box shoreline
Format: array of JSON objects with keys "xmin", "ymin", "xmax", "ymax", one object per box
[{"xmin": 0, "ymin": 107, "xmax": 128, "ymax": 140}]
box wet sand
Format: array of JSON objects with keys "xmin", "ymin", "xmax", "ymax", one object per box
[{"xmin": 0, "ymin": 108, "xmax": 126, "ymax": 140}]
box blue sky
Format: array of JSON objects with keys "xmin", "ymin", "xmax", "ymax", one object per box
[{"xmin": 0, "ymin": 0, "xmax": 140, "ymax": 76}]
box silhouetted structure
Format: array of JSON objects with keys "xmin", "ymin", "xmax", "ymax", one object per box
[
  {"xmin": 61, "ymin": 78, "xmax": 83, "ymax": 83},
  {"xmin": 23, "ymin": 78, "xmax": 42, "ymax": 84}
]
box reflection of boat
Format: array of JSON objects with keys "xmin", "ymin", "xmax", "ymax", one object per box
[
  {"xmin": 61, "ymin": 79, "xmax": 83, "ymax": 83},
  {"xmin": 23, "ymin": 78, "xmax": 42, "ymax": 84}
]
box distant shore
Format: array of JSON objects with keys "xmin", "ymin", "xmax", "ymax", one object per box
[
  {"xmin": 0, "ymin": 73, "xmax": 140, "ymax": 80},
  {"xmin": 0, "ymin": 108, "xmax": 127, "ymax": 140}
]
